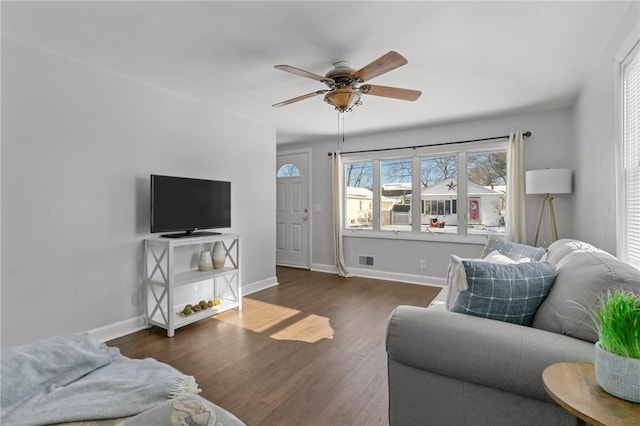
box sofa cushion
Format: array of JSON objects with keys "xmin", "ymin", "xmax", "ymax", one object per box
[
  {"xmin": 544, "ymin": 238, "xmax": 607, "ymax": 266},
  {"xmin": 445, "ymin": 252, "xmax": 517, "ymax": 310},
  {"xmin": 532, "ymin": 249, "xmax": 640, "ymax": 342},
  {"xmin": 481, "ymin": 237, "xmax": 546, "ymax": 262},
  {"xmin": 450, "ymin": 260, "xmax": 557, "ymax": 326}
]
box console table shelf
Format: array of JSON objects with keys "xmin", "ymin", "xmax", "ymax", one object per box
[
  {"xmin": 148, "ymin": 299, "xmax": 240, "ymax": 331},
  {"xmin": 144, "ymin": 234, "xmax": 241, "ymax": 337},
  {"xmin": 147, "ymin": 267, "xmax": 238, "ymax": 288}
]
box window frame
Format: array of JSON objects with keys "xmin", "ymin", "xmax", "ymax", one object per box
[{"xmin": 342, "ymin": 140, "xmax": 507, "ymax": 243}]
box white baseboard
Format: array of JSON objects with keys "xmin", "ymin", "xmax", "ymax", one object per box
[
  {"xmin": 88, "ymin": 315, "xmax": 148, "ymax": 343},
  {"xmin": 242, "ymin": 275, "xmax": 279, "ymax": 295},
  {"xmin": 310, "ymin": 263, "xmax": 338, "ymax": 274},
  {"xmin": 90, "ymin": 276, "xmax": 279, "ymax": 342},
  {"xmin": 311, "ymin": 263, "xmax": 446, "ymax": 287}
]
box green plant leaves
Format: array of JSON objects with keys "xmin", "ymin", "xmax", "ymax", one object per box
[{"xmin": 593, "ymin": 290, "xmax": 640, "ymax": 359}]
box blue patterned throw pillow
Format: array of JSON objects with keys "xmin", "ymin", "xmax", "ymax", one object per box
[
  {"xmin": 480, "ymin": 237, "xmax": 547, "ymax": 262},
  {"xmin": 450, "ymin": 260, "xmax": 557, "ymax": 326}
]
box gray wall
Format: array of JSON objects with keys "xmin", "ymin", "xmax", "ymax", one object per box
[
  {"xmin": 572, "ymin": 1, "xmax": 639, "ymax": 255},
  {"xmin": 279, "ymin": 107, "xmax": 574, "ymax": 282},
  {"xmin": 1, "ymin": 38, "xmax": 276, "ymax": 348}
]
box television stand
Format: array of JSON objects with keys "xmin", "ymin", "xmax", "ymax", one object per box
[
  {"xmin": 144, "ymin": 233, "xmax": 241, "ymax": 337},
  {"xmin": 161, "ymin": 231, "xmax": 222, "ymax": 238}
]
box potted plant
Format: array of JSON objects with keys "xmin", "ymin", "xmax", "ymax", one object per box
[{"xmin": 592, "ymin": 290, "xmax": 640, "ymax": 402}]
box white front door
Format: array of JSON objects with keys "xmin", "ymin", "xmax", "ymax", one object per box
[{"xmin": 276, "ymin": 151, "xmax": 309, "ymax": 268}]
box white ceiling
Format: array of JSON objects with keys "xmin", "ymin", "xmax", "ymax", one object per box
[{"xmin": 2, "ymin": 1, "xmax": 632, "ymax": 144}]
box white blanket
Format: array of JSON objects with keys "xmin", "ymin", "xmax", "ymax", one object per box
[{"xmin": 1, "ymin": 334, "xmax": 199, "ymax": 426}]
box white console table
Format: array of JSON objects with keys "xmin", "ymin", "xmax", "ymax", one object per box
[{"xmin": 144, "ymin": 233, "xmax": 241, "ymax": 337}]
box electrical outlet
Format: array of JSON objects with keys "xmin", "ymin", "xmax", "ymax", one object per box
[
  {"xmin": 420, "ymin": 259, "xmax": 427, "ymax": 270},
  {"xmin": 131, "ymin": 291, "xmax": 142, "ymax": 306}
]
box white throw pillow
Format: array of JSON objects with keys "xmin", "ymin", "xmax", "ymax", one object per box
[
  {"xmin": 446, "ymin": 255, "xmax": 472, "ymax": 310},
  {"xmin": 483, "ymin": 250, "xmax": 519, "ymax": 264}
]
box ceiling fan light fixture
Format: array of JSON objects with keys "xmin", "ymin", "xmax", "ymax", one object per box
[{"xmin": 324, "ymin": 88, "xmax": 362, "ymax": 113}]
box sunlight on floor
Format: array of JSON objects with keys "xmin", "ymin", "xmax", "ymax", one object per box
[
  {"xmin": 214, "ymin": 298, "xmax": 335, "ymax": 343},
  {"xmin": 270, "ymin": 314, "xmax": 334, "ymax": 343},
  {"xmin": 216, "ymin": 298, "xmax": 300, "ymax": 332}
]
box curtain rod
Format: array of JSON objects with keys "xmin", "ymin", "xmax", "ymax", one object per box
[{"xmin": 327, "ymin": 131, "xmax": 531, "ymax": 157}]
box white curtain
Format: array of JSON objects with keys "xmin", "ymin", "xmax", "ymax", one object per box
[
  {"xmin": 506, "ymin": 131, "xmax": 527, "ymax": 243},
  {"xmin": 332, "ymin": 152, "xmax": 351, "ymax": 277}
]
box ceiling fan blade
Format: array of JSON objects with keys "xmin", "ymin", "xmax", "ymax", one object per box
[
  {"xmin": 352, "ymin": 51, "xmax": 408, "ymax": 82},
  {"xmin": 359, "ymin": 84, "xmax": 422, "ymax": 101},
  {"xmin": 272, "ymin": 90, "xmax": 329, "ymax": 107},
  {"xmin": 274, "ymin": 65, "xmax": 335, "ymax": 84}
]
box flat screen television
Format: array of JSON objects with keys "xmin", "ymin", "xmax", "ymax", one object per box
[{"xmin": 150, "ymin": 174, "xmax": 231, "ymax": 238}]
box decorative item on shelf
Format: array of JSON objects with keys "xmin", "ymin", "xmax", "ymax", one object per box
[
  {"xmin": 212, "ymin": 242, "xmax": 225, "ymax": 269},
  {"xmin": 592, "ymin": 290, "xmax": 640, "ymax": 403},
  {"xmin": 197, "ymin": 251, "xmax": 213, "ymax": 271}
]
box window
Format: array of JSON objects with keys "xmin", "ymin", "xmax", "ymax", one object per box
[
  {"xmin": 343, "ymin": 143, "xmax": 507, "ymax": 238},
  {"xmin": 467, "ymin": 151, "xmax": 507, "ymax": 234},
  {"xmin": 620, "ymin": 40, "xmax": 640, "ymax": 268},
  {"xmin": 381, "ymin": 158, "xmax": 412, "ymax": 231},
  {"xmin": 421, "ymin": 155, "xmax": 457, "ymax": 234},
  {"xmin": 277, "ymin": 164, "xmax": 301, "ymax": 178},
  {"xmin": 345, "ymin": 161, "xmax": 373, "ymax": 229}
]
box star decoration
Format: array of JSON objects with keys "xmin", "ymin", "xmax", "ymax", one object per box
[{"xmin": 447, "ymin": 181, "xmax": 457, "ymax": 191}]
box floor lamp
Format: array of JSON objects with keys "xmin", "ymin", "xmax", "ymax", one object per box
[{"xmin": 525, "ymin": 169, "xmax": 572, "ymax": 247}]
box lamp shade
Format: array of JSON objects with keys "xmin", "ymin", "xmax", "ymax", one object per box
[
  {"xmin": 525, "ymin": 169, "xmax": 572, "ymax": 195},
  {"xmin": 324, "ymin": 88, "xmax": 361, "ymax": 112}
]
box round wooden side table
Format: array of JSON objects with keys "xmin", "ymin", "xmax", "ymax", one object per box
[{"xmin": 542, "ymin": 362, "xmax": 640, "ymax": 426}]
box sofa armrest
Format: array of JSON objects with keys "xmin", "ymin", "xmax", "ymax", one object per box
[{"xmin": 386, "ymin": 306, "xmax": 595, "ymax": 402}]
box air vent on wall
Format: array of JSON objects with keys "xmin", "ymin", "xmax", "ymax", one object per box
[{"xmin": 358, "ymin": 255, "xmax": 374, "ymax": 266}]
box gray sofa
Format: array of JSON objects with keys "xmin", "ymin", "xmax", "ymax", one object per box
[{"xmin": 386, "ymin": 239, "xmax": 640, "ymax": 426}]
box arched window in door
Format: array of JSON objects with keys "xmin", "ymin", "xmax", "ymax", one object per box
[{"xmin": 277, "ymin": 163, "xmax": 301, "ymax": 178}]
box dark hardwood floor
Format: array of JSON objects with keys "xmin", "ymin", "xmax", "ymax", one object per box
[{"xmin": 108, "ymin": 267, "xmax": 440, "ymax": 426}]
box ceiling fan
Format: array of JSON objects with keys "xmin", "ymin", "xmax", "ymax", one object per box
[{"xmin": 273, "ymin": 51, "xmax": 422, "ymax": 113}]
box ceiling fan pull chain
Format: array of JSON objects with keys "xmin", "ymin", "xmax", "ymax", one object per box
[
  {"xmin": 336, "ymin": 111, "xmax": 346, "ymax": 151},
  {"xmin": 336, "ymin": 111, "xmax": 340, "ymax": 151}
]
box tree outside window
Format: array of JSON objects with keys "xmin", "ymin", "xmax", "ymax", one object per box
[{"xmin": 381, "ymin": 158, "xmax": 412, "ymax": 231}]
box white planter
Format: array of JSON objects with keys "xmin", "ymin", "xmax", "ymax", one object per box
[
  {"xmin": 594, "ymin": 341, "xmax": 640, "ymax": 403},
  {"xmin": 212, "ymin": 242, "xmax": 226, "ymax": 269}
]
